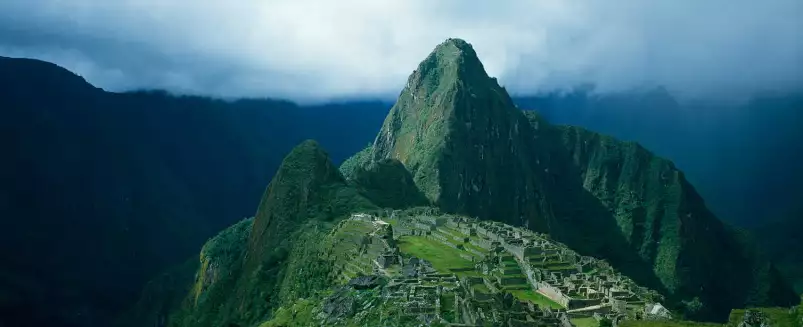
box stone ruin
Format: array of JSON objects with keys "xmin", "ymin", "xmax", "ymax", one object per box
[
  {"xmin": 386, "ymin": 213, "xmax": 672, "ymax": 326},
  {"xmin": 319, "ymin": 212, "xmax": 671, "ymax": 326},
  {"xmin": 319, "ymin": 213, "xmax": 586, "ymax": 326}
]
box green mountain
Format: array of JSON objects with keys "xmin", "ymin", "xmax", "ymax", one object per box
[
  {"xmin": 121, "ymin": 38, "xmax": 797, "ymax": 327},
  {"xmin": 756, "ymin": 196, "xmax": 803, "ymax": 293},
  {"xmin": 121, "ymin": 140, "xmax": 376, "ymax": 327},
  {"xmin": 369, "ymin": 38, "xmax": 797, "ymax": 318},
  {"xmin": 0, "ymin": 56, "xmax": 388, "ymax": 326},
  {"xmin": 341, "ymin": 146, "xmax": 430, "ymax": 209},
  {"xmin": 372, "ymin": 39, "xmax": 538, "ymax": 224},
  {"xmin": 548, "ymin": 123, "xmax": 797, "ymax": 315}
]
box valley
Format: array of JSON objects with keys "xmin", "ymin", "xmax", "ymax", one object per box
[{"xmin": 0, "ymin": 36, "xmax": 794, "ymax": 327}]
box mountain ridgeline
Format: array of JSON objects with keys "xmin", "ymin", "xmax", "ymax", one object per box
[
  {"xmin": 368, "ymin": 39, "xmax": 796, "ymax": 317},
  {"xmin": 123, "ymin": 38, "xmax": 797, "ymax": 327},
  {"xmin": 0, "ymin": 56, "xmax": 388, "ymax": 326},
  {"xmin": 131, "ymin": 140, "xmax": 377, "ymax": 327}
]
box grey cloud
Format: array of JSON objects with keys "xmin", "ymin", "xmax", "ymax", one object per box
[{"xmin": 0, "ymin": 0, "xmax": 800, "ymax": 102}]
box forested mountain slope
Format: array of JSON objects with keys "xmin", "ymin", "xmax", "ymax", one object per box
[{"xmin": 0, "ymin": 56, "xmax": 386, "ymax": 326}]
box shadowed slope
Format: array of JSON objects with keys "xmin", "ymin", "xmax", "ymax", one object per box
[
  {"xmin": 369, "ymin": 38, "xmax": 797, "ymax": 320},
  {"xmin": 146, "ymin": 140, "xmax": 376, "ymax": 327}
]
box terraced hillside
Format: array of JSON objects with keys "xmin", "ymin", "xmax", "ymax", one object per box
[
  {"xmin": 122, "ymin": 38, "xmax": 798, "ymax": 327},
  {"xmin": 364, "ymin": 38, "xmax": 797, "ymax": 320},
  {"xmin": 255, "ymin": 208, "xmax": 672, "ymax": 326}
]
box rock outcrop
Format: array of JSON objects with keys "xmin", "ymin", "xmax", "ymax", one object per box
[
  {"xmin": 363, "ymin": 38, "xmax": 797, "ymax": 319},
  {"xmin": 124, "ymin": 38, "xmax": 797, "ymax": 327},
  {"xmin": 247, "ymin": 140, "xmax": 352, "ymax": 268},
  {"xmin": 126, "ymin": 140, "xmax": 376, "ymax": 327},
  {"xmin": 346, "ymin": 156, "xmax": 430, "ymax": 209}
]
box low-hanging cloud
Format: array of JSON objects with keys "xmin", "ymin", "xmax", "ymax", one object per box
[{"xmin": 0, "ymin": 0, "xmax": 800, "ymax": 102}]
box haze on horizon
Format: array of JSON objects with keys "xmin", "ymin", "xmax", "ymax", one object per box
[{"xmin": 0, "ymin": 0, "xmax": 800, "ymax": 102}]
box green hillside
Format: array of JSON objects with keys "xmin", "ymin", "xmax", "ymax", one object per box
[{"xmin": 120, "ymin": 38, "xmax": 799, "ymax": 327}]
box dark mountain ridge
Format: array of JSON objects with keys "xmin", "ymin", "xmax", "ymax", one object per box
[
  {"xmin": 0, "ymin": 56, "xmax": 387, "ymax": 326},
  {"xmin": 122, "ymin": 38, "xmax": 797, "ymax": 327},
  {"xmin": 516, "ymin": 88, "xmax": 803, "ymax": 227},
  {"xmin": 2, "ymin": 45, "xmax": 801, "ymax": 326}
]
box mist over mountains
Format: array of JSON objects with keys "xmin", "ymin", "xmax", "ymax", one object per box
[
  {"xmin": 0, "ymin": 56, "xmax": 387, "ymax": 326},
  {"xmin": 0, "ymin": 0, "xmax": 801, "ymax": 325},
  {"xmin": 1, "ymin": 0, "xmax": 800, "ymax": 100},
  {"xmin": 1, "ymin": 48, "xmax": 801, "ymax": 326},
  {"xmin": 517, "ymin": 87, "xmax": 803, "ymax": 226},
  {"xmin": 114, "ymin": 38, "xmax": 800, "ymax": 327}
]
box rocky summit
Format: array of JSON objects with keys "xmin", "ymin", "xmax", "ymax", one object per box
[
  {"xmin": 372, "ymin": 38, "xmax": 538, "ymax": 225},
  {"xmin": 120, "ymin": 38, "xmax": 799, "ymax": 327},
  {"xmin": 369, "ymin": 38, "xmax": 797, "ymax": 318}
]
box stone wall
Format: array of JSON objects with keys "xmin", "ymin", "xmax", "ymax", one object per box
[
  {"xmin": 466, "ymin": 247, "xmax": 486, "ymax": 259},
  {"xmin": 427, "ymin": 234, "xmax": 461, "ymax": 250},
  {"xmin": 503, "ymin": 242, "xmax": 538, "ymax": 260},
  {"xmin": 498, "ymin": 276, "xmax": 528, "ymax": 286},
  {"xmin": 459, "ymin": 226, "xmax": 477, "ymax": 236},
  {"xmin": 476, "ymin": 226, "xmax": 503, "ymax": 241},
  {"xmin": 393, "ymin": 225, "xmax": 413, "ymax": 238},
  {"xmin": 470, "ymin": 238, "xmax": 495, "ymax": 250},
  {"xmin": 430, "ymin": 232, "xmax": 449, "ymax": 243},
  {"xmin": 538, "ymin": 282, "xmax": 571, "ymax": 307},
  {"xmin": 389, "ymin": 213, "xmax": 661, "ymax": 322},
  {"xmin": 419, "ymin": 216, "xmax": 446, "ymax": 226},
  {"xmin": 460, "ymin": 253, "xmax": 475, "ymax": 262},
  {"xmin": 567, "ymin": 298, "xmax": 603, "ymax": 310},
  {"xmin": 414, "ymin": 222, "xmax": 436, "ymax": 231}
]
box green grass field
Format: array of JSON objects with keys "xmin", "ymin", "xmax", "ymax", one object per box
[
  {"xmin": 508, "ymin": 289, "xmax": 564, "ymax": 309},
  {"xmin": 397, "ymin": 236, "xmax": 479, "ymax": 276},
  {"xmin": 460, "ymin": 240, "xmax": 488, "ymax": 254},
  {"xmin": 571, "ymin": 317, "xmax": 600, "ymax": 327},
  {"xmin": 437, "ymin": 227, "xmax": 489, "ymax": 253}
]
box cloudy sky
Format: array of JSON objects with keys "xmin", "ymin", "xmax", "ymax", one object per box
[{"xmin": 0, "ymin": 0, "xmax": 800, "ymax": 102}]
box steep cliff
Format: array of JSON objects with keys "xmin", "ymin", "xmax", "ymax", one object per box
[
  {"xmin": 546, "ymin": 121, "xmax": 798, "ymax": 317},
  {"xmin": 346, "ymin": 156, "xmax": 430, "ymax": 209},
  {"xmin": 369, "ymin": 38, "xmax": 659, "ymax": 297},
  {"xmin": 367, "ymin": 38, "xmax": 797, "ymax": 319},
  {"xmin": 372, "ymin": 39, "xmax": 542, "ymax": 227},
  {"xmin": 142, "ymin": 140, "xmax": 376, "ymax": 327},
  {"xmin": 0, "ymin": 56, "xmax": 389, "ymax": 325},
  {"xmin": 756, "ymin": 197, "xmax": 803, "ymax": 293},
  {"xmin": 124, "ymin": 38, "xmax": 796, "ymax": 326}
]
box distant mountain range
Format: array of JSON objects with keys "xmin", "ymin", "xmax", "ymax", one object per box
[
  {"xmin": 119, "ymin": 38, "xmax": 796, "ymax": 327},
  {"xmin": 516, "ymin": 88, "xmax": 803, "ymax": 228},
  {"xmin": 1, "ymin": 48, "xmax": 800, "ymax": 326},
  {"xmin": 0, "ymin": 56, "xmax": 387, "ymax": 326}
]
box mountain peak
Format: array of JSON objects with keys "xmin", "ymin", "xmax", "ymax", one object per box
[
  {"xmin": 372, "ymin": 37, "xmax": 528, "ymax": 215},
  {"xmin": 246, "ymin": 139, "xmax": 346, "ymax": 267},
  {"xmin": 430, "ymin": 38, "xmax": 477, "ymax": 60},
  {"xmin": 400, "ymin": 38, "xmax": 494, "ymax": 100},
  {"xmin": 0, "ymin": 56, "xmax": 98, "ymax": 97}
]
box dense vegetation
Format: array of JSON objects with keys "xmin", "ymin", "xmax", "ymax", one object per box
[
  {"xmin": 347, "ymin": 157, "xmax": 430, "ymax": 209},
  {"xmin": 521, "ymin": 91, "xmax": 803, "ymax": 295},
  {"xmin": 122, "ymin": 140, "xmax": 378, "ymax": 327},
  {"xmin": 547, "ymin": 122, "xmax": 798, "ymax": 317},
  {"xmin": 126, "ymin": 38, "xmax": 795, "ymax": 326},
  {"xmin": 367, "ymin": 38, "xmax": 798, "ymax": 320},
  {"xmin": 0, "ymin": 56, "xmax": 388, "ymax": 326},
  {"xmin": 3, "ymin": 39, "xmax": 802, "ymax": 327},
  {"xmin": 516, "ymin": 90, "xmax": 803, "ymax": 228},
  {"xmin": 756, "ymin": 199, "xmax": 803, "ymax": 293}
]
